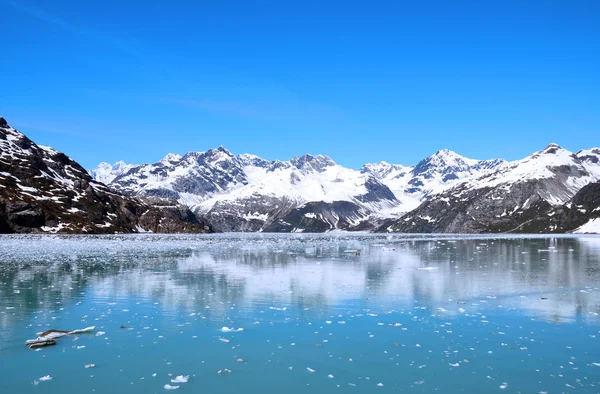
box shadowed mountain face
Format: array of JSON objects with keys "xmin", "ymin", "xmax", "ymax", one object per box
[{"xmin": 0, "ymin": 117, "xmax": 213, "ymax": 234}]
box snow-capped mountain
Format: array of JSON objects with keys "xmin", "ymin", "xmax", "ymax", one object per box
[
  {"xmin": 89, "ymin": 160, "xmax": 137, "ymax": 184},
  {"xmin": 0, "ymin": 117, "xmax": 213, "ymax": 234},
  {"xmin": 361, "ymin": 149, "xmax": 506, "ymax": 210},
  {"xmin": 94, "ymin": 148, "xmax": 399, "ymax": 232},
  {"xmin": 379, "ymin": 143, "xmax": 600, "ymax": 233}
]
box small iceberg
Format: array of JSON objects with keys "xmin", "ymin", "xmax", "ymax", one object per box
[
  {"xmin": 221, "ymin": 327, "xmax": 244, "ymax": 332},
  {"xmin": 164, "ymin": 384, "xmax": 179, "ymax": 390},
  {"xmin": 171, "ymin": 376, "xmax": 189, "ymax": 383}
]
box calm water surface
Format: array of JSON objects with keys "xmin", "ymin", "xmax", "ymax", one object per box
[{"xmin": 1, "ymin": 234, "xmax": 600, "ymax": 393}]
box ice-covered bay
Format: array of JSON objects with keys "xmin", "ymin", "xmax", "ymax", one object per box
[{"xmin": 1, "ymin": 234, "xmax": 600, "ymax": 393}]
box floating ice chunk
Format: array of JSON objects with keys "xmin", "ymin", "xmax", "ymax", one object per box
[
  {"xmin": 417, "ymin": 267, "xmax": 438, "ymax": 271},
  {"xmin": 307, "ymin": 367, "xmax": 316, "ymax": 373},
  {"xmin": 218, "ymin": 338, "xmax": 230, "ymax": 343},
  {"xmin": 152, "ymin": 373, "xmax": 157, "ymax": 377},
  {"xmin": 325, "ymin": 321, "xmax": 332, "ymax": 324},
  {"xmin": 592, "ymin": 363, "xmax": 600, "ymax": 367},
  {"xmin": 459, "ymin": 308, "xmax": 466, "ymax": 313},
  {"xmin": 164, "ymin": 384, "xmax": 179, "ymax": 390},
  {"xmin": 449, "ymin": 363, "xmax": 459, "ymax": 367},
  {"xmin": 499, "ymin": 383, "xmax": 508, "ymax": 389},
  {"xmin": 328, "ymin": 374, "xmax": 334, "ymax": 378},
  {"xmin": 171, "ymin": 376, "xmax": 189, "ymax": 383},
  {"xmin": 39, "ymin": 375, "xmax": 52, "ymax": 381},
  {"xmin": 377, "ymin": 383, "xmax": 384, "ymax": 387},
  {"xmin": 69, "ymin": 326, "xmax": 96, "ymax": 335},
  {"xmin": 85, "ymin": 364, "xmax": 95, "ymax": 369},
  {"xmin": 96, "ymin": 331, "xmax": 106, "ymax": 337},
  {"xmin": 221, "ymin": 327, "xmax": 244, "ymax": 332}
]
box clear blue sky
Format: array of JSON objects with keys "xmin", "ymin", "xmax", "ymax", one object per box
[{"xmin": 1, "ymin": 0, "xmax": 598, "ymax": 170}]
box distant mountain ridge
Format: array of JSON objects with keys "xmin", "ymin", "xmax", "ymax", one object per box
[{"xmin": 92, "ymin": 141, "xmax": 600, "ymax": 234}]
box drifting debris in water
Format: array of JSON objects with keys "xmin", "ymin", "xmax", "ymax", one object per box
[
  {"xmin": 26, "ymin": 327, "xmax": 95, "ymax": 348},
  {"xmin": 217, "ymin": 369, "xmax": 232, "ymax": 375},
  {"xmin": 120, "ymin": 325, "xmax": 127, "ymax": 329}
]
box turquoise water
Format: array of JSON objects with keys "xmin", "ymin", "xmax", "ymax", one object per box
[{"xmin": 1, "ymin": 234, "xmax": 600, "ymax": 393}]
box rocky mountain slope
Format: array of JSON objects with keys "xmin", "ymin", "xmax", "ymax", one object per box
[
  {"xmin": 0, "ymin": 117, "xmax": 213, "ymax": 234},
  {"xmin": 378, "ymin": 144, "xmax": 600, "ymax": 233}
]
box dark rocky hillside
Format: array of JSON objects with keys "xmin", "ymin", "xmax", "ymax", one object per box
[{"xmin": 0, "ymin": 117, "xmax": 213, "ymax": 234}]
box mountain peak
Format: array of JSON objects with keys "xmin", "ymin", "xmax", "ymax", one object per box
[
  {"xmin": 0, "ymin": 116, "xmax": 7, "ymax": 127},
  {"xmin": 291, "ymin": 154, "xmax": 335, "ymax": 172},
  {"xmin": 206, "ymin": 146, "xmax": 234, "ymax": 157},
  {"xmin": 159, "ymin": 153, "xmax": 182, "ymax": 164},
  {"xmin": 543, "ymin": 143, "xmax": 564, "ymax": 154}
]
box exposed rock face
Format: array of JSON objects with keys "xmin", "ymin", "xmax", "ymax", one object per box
[
  {"xmin": 263, "ymin": 201, "xmax": 374, "ymax": 232},
  {"xmin": 0, "ymin": 117, "xmax": 213, "ymax": 234}
]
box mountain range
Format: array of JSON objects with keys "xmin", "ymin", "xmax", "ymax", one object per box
[
  {"xmin": 1, "ymin": 115, "xmax": 598, "ymax": 234},
  {"xmin": 92, "ymin": 140, "xmax": 600, "ymax": 234}
]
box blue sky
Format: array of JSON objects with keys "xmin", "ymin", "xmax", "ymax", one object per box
[{"xmin": 1, "ymin": 0, "xmax": 598, "ymax": 170}]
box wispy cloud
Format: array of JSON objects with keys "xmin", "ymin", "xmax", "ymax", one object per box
[
  {"xmin": 164, "ymin": 96, "xmax": 347, "ymax": 124},
  {"xmin": 5, "ymin": 0, "xmax": 143, "ymax": 58},
  {"xmin": 165, "ymin": 98, "xmax": 261, "ymax": 118}
]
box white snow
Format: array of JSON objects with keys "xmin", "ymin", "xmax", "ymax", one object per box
[
  {"xmin": 221, "ymin": 327, "xmax": 243, "ymax": 332},
  {"xmin": 170, "ymin": 375, "xmax": 189, "ymax": 383},
  {"xmin": 574, "ymin": 218, "xmax": 600, "ymax": 234},
  {"xmin": 90, "ymin": 160, "xmax": 137, "ymax": 184}
]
